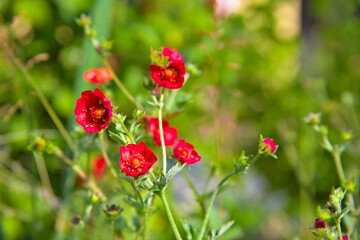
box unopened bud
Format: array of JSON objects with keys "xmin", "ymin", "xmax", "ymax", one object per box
[
  {"xmin": 304, "ymin": 112, "xmax": 321, "ymax": 126},
  {"xmin": 135, "ymin": 109, "xmax": 145, "ymax": 119},
  {"xmin": 102, "ymin": 38, "xmax": 113, "ymax": 51},
  {"xmin": 89, "ymin": 192, "xmax": 102, "ymax": 204},
  {"xmin": 343, "ymin": 180, "xmax": 356, "ymax": 193},
  {"xmin": 103, "ymin": 204, "xmax": 123, "ymax": 219},
  {"xmin": 71, "ymin": 215, "xmax": 81, "ymax": 225},
  {"xmin": 341, "ymin": 130, "xmax": 353, "ymax": 142},
  {"xmin": 76, "ymin": 14, "xmax": 91, "ymax": 27}
]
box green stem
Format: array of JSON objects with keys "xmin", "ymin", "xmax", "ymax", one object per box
[
  {"xmin": 33, "ymin": 153, "xmax": 56, "ymax": 203},
  {"xmin": 198, "ymin": 171, "xmax": 236, "ymax": 240},
  {"xmin": 337, "ymin": 219, "xmax": 343, "ymax": 240},
  {"xmin": 4, "ymin": 46, "xmax": 75, "ymax": 150},
  {"xmin": 182, "ymin": 169, "xmax": 205, "ymax": 215},
  {"xmin": 198, "ymin": 153, "xmax": 261, "ymax": 240},
  {"xmin": 117, "ymin": 117, "xmax": 136, "ymax": 144},
  {"xmin": 142, "ymin": 210, "xmax": 148, "ymax": 240},
  {"xmin": 332, "ymin": 151, "xmax": 346, "ymax": 184},
  {"xmin": 157, "ymin": 88, "xmax": 167, "ymax": 175},
  {"xmin": 54, "ymin": 147, "xmax": 108, "ymax": 201},
  {"xmin": 159, "ymin": 190, "xmax": 182, "ymax": 240},
  {"xmin": 99, "ymin": 131, "xmax": 118, "ymax": 178},
  {"xmin": 111, "ymin": 219, "xmax": 115, "ymax": 240},
  {"xmin": 130, "ymin": 182, "xmax": 144, "ymax": 209},
  {"xmin": 103, "ymin": 58, "xmax": 143, "ymax": 110}
]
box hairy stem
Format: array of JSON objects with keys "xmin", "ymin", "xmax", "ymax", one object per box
[
  {"xmin": 2, "ymin": 44, "xmax": 75, "ymax": 150},
  {"xmin": 182, "ymin": 169, "xmax": 205, "ymax": 215},
  {"xmin": 33, "ymin": 153, "xmax": 57, "ymax": 205},
  {"xmin": 117, "ymin": 117, "xmax": 136, "ymax": 144},
  {"xmin": 159, "ymin": 190, "xmax": 182, "ymax": 240},
  {"xmin": 337, "ymin": 219, "xmax": 343, "ymax": 240},
  {"xmin": 99, "ymin": 131, "xmax": 118, "ymax": 178},
  {"xmin": 332, "ymin": 151, "xmax": 346, "ymax": 184},
  {"xmin": 157, "ymin": 88, "xmax": 167, "ymax": 175},
  {"xmin": 103, "ymin": 58, "xmax": 143, "ymax": 110},
  {"xmin": 111, "ymin": 219, "xmax": 115, "ymax": 240},
  {"xmin": 54, "ymin": 147, "xmax": 107, "ymax": 201},
  {"xmin": 198, "ymin": 154, "xmax": 261, "ymax": 240}
]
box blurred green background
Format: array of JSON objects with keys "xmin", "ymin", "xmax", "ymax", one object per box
[{"xmin": 0, "ymin": 0, "xmax": 359, "ymax": 239}]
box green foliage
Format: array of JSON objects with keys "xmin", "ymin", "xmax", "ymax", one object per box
[{"xmin": 1, "ymin": 0, "xmax": 360, "ymax": 239}]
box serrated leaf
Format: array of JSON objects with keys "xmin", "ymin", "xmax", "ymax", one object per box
[
  {"xmin": 157, "ymin": 173, "xmax": 167, "ymax": 190},
  {"xmin": 216, "ymin": 220, "xmax": 235, "ymax": 237},
  {"xmin": 166, "ymin": 162, "xmax": 186, "ymax": 183},
  {"xmin": 135, "ymin": 175, "xmax": 148, "ymax": 186},
  {"xmin": 108, "ymin": 130, "xmax": 125, "ymax": 144},
  {"xmin": 126, "ymin": 195, "xmax": 142, "ymax": 210},
  {"xmin": 119, "ymin": 173, "xmax": 135, "ymax": 184},
  {"xmin": 115, "ymin": 123, "xmax": 127, "ymax": 134},
  {"xmin": 130, "ymin": 123, "xmax": 141, "ymax": 133},
  {"xmin": 131, "ymin": 215, "xmax": 141, "ymax": 230},
  {"xmin": 181, "ymin": 220, "xmax": 198, "ymax": 240}
]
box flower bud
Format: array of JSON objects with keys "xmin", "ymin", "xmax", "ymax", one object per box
[
  {"xmin": 102, "ymin": 38, "xmax": 113, "ymax": 51},
  {"xmin": 71, "ymin": 215, "xmax": 82, "ymax": 225},
  {"xmin": 341, "ymin": 130, "xmax": 354, "ymax": 142},
  {"xmin": 75, "ymin": 14, "xmax": 91, "ymax": 27},
  {"xmin": 103, "ymin": 204, "xmax": 123, "ymax": 219},
  {"xmin": 135, "ymin": 109, "xmax": 145, "ymax": 119},
  {"xmin": 89, "ymin": 192, "xmax": 102, "ymax": 205},
  {"xmin": 310, "ymin": 218, "xmax": 327, "ymax": 237},
  {"xmin": 304, "ymin": 112, "xmax": 321, "ymax": 126},
  {"xmin": 343, "ymin": 180, "xmax": 356, "ymax": 193},
  {"xmin": 333, "ymin": 187, "xmax": 345, "ymax": 200},
  {"xmin": 259, "ymin": 137, "xmax": 278, "ymax": 154},
  {"xmin": 316, "ymin": 206, "xmax": 332, "ymax": 221},
  {"xmin": 314, "ymin": 218, "xmax": 327, "ymax": 229}
]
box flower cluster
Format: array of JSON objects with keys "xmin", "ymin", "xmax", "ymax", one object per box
[{"xmin": 73, "ymin": 47, "xmax": 275, "ymax": 180}]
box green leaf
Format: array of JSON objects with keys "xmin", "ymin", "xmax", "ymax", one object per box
[
  {"xmin": 126, "ymin": 195, "xmax": 141, "ymax": 210},
  {"xmin": 157, "ymin": 173, "xmax": 167, "ymax": 190},
  {"xmin": 130, "ymin": 123, "xmax": 141, "ymax": 133},
  {"xmin": 108, "ymin": 130, "xmax": 124, "ymax": 144},
  {"xmin": 119, "ymin": 173, "xmax": 135, "ymax": 184},
  {"xmin": 181, "ymin": 220, "xmax": 198, "ymax": 240},
  {"xmin": 215, "ymin": 220, "xmax": 235, "ymax": 238},
  {"xmin": 166, "ymin": 162, "xmax": 186, "ymax": 183}
]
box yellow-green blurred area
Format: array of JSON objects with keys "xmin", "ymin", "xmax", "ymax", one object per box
[{"xmin": 0, "ymin": 0, "xmax": 359, "ymax": 239}]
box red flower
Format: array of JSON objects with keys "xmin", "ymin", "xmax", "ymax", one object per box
[
  {"xmin": 92, "ymin": 155, "xmax": 107, "ymax": 182},
  {"xmin": 261, "ymin": 138, "xmax": 278, "ymax": 153},
  {"xmin": 74, "ymin": 89, "xmax": 113, "ymax": 133},
  {"xmin": 173, "ymin": 139, "xmax": 201, "ymax": 164},
  {"xmin": 147, "ymin": 117, "xmax": 178, "ymax": 146},
  {"xmin": 341, "ymin": 236, "xmax": 349, "ymax": 240},
  {"xmin": 83, "ymin": 67, "xmax": 112, "ymax": 85},
  {"xmin": 314, "ymin": 219, "xmax": 327, "ymax": 229},
  {"xmin": 150, "ymin": 61, "xmax": 186, "ymax": 89},
  {"xmin": 119, "ymin": 142, "xmax": 157, "ymax": 177},
  {"xmin": 162, "ymin": 47, "xmax": 184, "ymax": 63}
]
